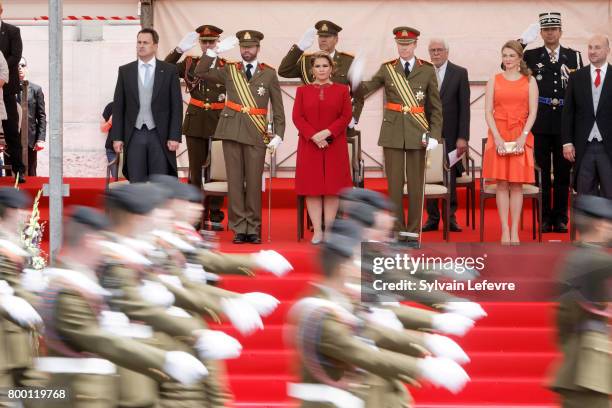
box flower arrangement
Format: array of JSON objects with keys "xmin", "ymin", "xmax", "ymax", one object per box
[{"xmin": 20, "ymin": 189, "xmax": 47, "ymax": 270}]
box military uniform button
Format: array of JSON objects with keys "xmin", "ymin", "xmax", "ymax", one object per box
[
  {"xmin": 554, "ymin": 72, "xmax": 558, "ymax": 76},
  {"xmin": 554, "ymin": 81, "xmax": 558, "ymax": 84},
  {"xmin": 206, "ymin": 89, "xmax": 210, "ymax": 91}
]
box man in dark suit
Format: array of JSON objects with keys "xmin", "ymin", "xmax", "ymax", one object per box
[
  {"xmin": 422, "ymin": 38, "xmax": 470, "ymax": 232},
  {"xmin": 110, "ymin": 28, "xmax": 183, "ymax": 183},
  {"xmin": 562, "ymin": 34, "xmax": 612, "ymax": 198},
  {"xmin": 0, "ymin": 3, "xmax": 25, "ymax": 182},
  {"xmin": 522, "ymin": 12, "xmax": 583, "ymax": 233},
  {"xmin": 18, "ymin": 57, "xmax": 46, "ymax": 176}
]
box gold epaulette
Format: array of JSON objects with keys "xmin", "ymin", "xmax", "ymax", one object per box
[
  {"xmin": 384, "ymin": 58, "xmax": 399, "ymax": 66},
  {"xmin": 417, "ymin": 58, "xmax": 433, "ymax": 66},
  {"xmin": 261, "ymin": 62, "xmax": 276, "ymax": 70}
]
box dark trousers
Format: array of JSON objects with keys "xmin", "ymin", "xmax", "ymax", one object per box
[
  {"xmin": 534, "ymin": 132, "xmax": 571, "ymax": 224},
  {"xmin": 27, "ymin": 147, "xmax": 37, "ymax": 176},
  {"xmin": 126, "ymin": 126, "xmax": 169, "ymax": 183},
  {"xmin": 223, "ymin": 139, "xmax": 266, "ymax": 235},
  {"xmin": 426, "ymin": 170, "xmax": 457, "ymax": 224},
  {"xmin": 186, "ymin": 136, "xmax": 222, "ymax": 212},
  {"xmin": 2, "ymin": 92, "xmax": 25, "ymax": 175},
  {"xmin": 577, "ymin": 142, "xmax": 612, "ymax": 198}
]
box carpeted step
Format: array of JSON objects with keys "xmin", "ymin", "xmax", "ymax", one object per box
[{"xmin": 228, "ymin": 375, "xmax": 556, "ymax": 404}]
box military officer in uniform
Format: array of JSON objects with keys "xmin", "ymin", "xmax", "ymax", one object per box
[
  {"xmin": 195, "ymin": 30, "xmax": 285, "ymax": 244},
  {"xmin": 36, "ymin": 206, "xmax": 209, "ymax": 408},
  {"xmin": 354, "ymin": 27, "xmax": 443, "ymax": 242},
  {"xmin": 521, "ymin": 12, "xmax": 583, "ymax": 233},
  {"xmin": 165, "ymin": 25, "xmax": 227, "ymax": 230},
  {"xmin": 279, "ymin": 20, "xmax": 363, "ymax": 134},
  {"xmin": 550, "ymin": 195, "xmax": 611, "ymax": 407}
]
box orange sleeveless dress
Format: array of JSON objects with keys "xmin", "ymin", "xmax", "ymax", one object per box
[{"xmin": 482, "ymin": 73, "xmax": 535, "ymax": 183}]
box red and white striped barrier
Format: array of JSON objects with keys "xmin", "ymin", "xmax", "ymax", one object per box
[{"xmin": 35, "ymin": 16, "xmax": 138, "ymax": 21}]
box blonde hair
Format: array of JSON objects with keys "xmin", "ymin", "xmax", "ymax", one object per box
[{"xmin": 502, "ymin": 40, "xmax": 531, "ymax": 77}]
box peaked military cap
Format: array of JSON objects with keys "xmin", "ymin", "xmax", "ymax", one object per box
[
  {"xmin": 539, "ymin": 12, "xmax": 562, "ymax": 28},
  {"xmin": 105, "ymin": 183, "xmax": 169, "ymax": 215},
  {"xmin": 322, "ymin": 219, "xmax": 363, "ymax": 258},
  {"xmin": 344, "ymin": 202, "xmax": 377, "ymax": 228},
  {"xmin": 196, "ymin": 24, "xmax": 223, "ymax": 40},
  {"xmin": 236, "ymin": 30, "xmax": 264, "ymax": 46},
  {"xmin": 393, "ymin": 26, "xmax": 420, "ymax": 44},
  {"xmin": 315, "ymin": 20, "xmax": 342, "ymax": 36}
]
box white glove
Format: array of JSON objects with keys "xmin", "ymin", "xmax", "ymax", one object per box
[
  {"xmin": 267, "ymin": 135, "xmax": 282, "ymax": 153},
  {"xmin": 252, "ymin": 250, "xmax": 293, "ymax": 276},
  {"xmin": 21, "ymin": 268, "xmax": 48, "ymax": 293},
  {"xmin": 242, "ymin": 292, "xmax": 280, "ymax": 317},
  {"xmin": 178, "ymin": 32, "xmax": 199, "ymax": 53},
  {"xmin": 443, "ymin": 301, "xmax": 487, "ymax": 321},
  {"xmin": 431, "ymin": 313, "xmax": 475, "ymax": 337},
  {"xmin": 348, "ymin": 52, "xmax": 366, "ymax": 91},
  {"xmin": 163, "ymin": 351, "xmax": 208, "ymax": 385},
  {"xmin": 297, "ymin": 27, "xmax": 317, "ymax": 51},
  {"xmin": 0, "ymin": 296, "xmax": 43, "ymax": 329},
  {"xmin": 424, "ymin": 334, "xmax": 470, "ymax": 364},
  {"xmin": 0, "ymin": 280, "xmax": 14, "ymax": 296},
  {"xmin": 194, "ymin": 330, "xmax": 242, "ymax": 360},
  {"xmin": 417, "ymin": 356, "xmax": 470, "ymax": 394},
  {"xmin": 217, "ymin": 36, "xmax": 238, "ymax": 54},
  {"xmin": 205, "ymin": 48, "xmax": 218, "ymax": 58},
  {"xmin": 520, "ymin": 22, "xmax": 541, "ymax": 45},
  {"xmin": 366, "ymin": 307, "xmax": 403, "ymax": 332},
  {"xmin": 348, "ymin": 117, "xmax": 357, "ymax": 129},
  {"xmin": 426, "ymin": 137, "xmax": 439, "ymax": 151},
  {"xmin": 139, "ymin": 280, "xmax": 175, "ymax": 308},
  {"xmin": 221, "ymin": 297, "xmax": 264, "ymax": 336}
]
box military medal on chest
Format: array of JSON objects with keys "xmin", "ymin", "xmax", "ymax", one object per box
[
  {"xmin": 415, "ymin": 90, "xmax": 425, "ymax": 102},
  {"xmin": 257, "ymin": 85, "xmax": 266, "ymax": 96}
]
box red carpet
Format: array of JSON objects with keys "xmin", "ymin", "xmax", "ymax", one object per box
[{"xmin": 7, "ymin": 177, "xmax": 568, "ymax": 407}]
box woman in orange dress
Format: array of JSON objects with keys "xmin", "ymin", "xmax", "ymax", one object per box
[{"xmin": 483, "ymin": 40, "xmax": 538, "ymax": 244}]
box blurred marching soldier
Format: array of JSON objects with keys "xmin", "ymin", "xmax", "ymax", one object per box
[
  {"xmin": 164, "ymin": 25, "xmax": 227, "ymax": 230},
  {"xmin": 100, "ymin": 183, "xmax": 229, "ymax": 407},
  {"xmin": 35, "ymin": 206, "xmax": 208, "ymax": 408},
  {"xmin": 195, "ymin": 30, "xmax": 285, "ymax": 244},
  {"xmin": 0, "ymin": 188, "xmax": 47, "ymax": 395},
  {"xmin": 354, "ymin": 28, "xmax": 443, "ymax": 243},
  {"xmin": 279, "ymin": 20, "xmax": 363, "ymax": 134},
  {"xmin": 287, "ymin": 219, "xmax": 470, "ymax": 407},
  {"xmin": 550, "ymin": 195, "xmax": 611, "ymax": 408},
  {"xmin": 519, "ymin": 13, "xmax": 583, "ymax": 232}
]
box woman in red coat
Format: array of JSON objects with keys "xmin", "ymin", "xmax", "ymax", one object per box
[{"xmin": 293, "ymin": 51, "xmax": 353, "ymax": 244}]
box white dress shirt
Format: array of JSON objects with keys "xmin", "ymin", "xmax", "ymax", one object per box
[
  {"xmin": 546, "ymin": 46, "xmax": 560, "ymax": 62},
  {"xmin": 400, "ymin": 56, "xmax": 416, "ymax": 74},
  {"xmin": 243, "ymin": 59, "xmax": 258, "ymax": 76},
  {"xmin": 588, "ymin": 63, "xmax": 608, "ymax": 142},
  {"xmin": 435, "ymin": 60, "xmax": 448, "ymax": 90},
  {"xmin": 138, "ymin": 57, "xmax": 156, "ymax": 84}
]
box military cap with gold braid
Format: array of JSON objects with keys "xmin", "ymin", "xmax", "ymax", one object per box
[
  {"xmin": 236, "ymin": 30, "xmax": 264, "ymax": 46},
  {"xmin": 393, "ymin": 26, "xmax": 420, "ymax": 44},
  {"xmin": 315, "ymin": 20, "xmax": 342, "ymax": 36},
  {"xmin": 196, "ymin": 24, "xmax": 223, "ymax": 41}
]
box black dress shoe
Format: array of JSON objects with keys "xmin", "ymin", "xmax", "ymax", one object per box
[
  {"xmin": 233, "ymin": 233, "xmax": 247, "ymax": 244},
  {"xmin": 449, "ymin": 222, "xmax": 463, "ymax": 232},
  {"xmin": 542, "ymin": 221, "xmax": 553, "ymax": 233},
  {"xmin": 554, "ymin": 221, "xmax": 568, "ymax": 233},
  {"xmin": 422, "ymin": 221, "xmax": 439, "ymax": 232},
  {"xmin": 247, "ymin": 234, "xmax": 261, "ymax": 244}
]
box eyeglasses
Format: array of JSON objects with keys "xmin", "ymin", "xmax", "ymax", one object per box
[{"xmin": 428, "ymin": 48, "xmax": 446, "ymax": 54}]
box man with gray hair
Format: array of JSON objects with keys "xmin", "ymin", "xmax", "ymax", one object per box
[{"xmin": 422, "ymin": 38, "xmax": 470, "ymax": 233}]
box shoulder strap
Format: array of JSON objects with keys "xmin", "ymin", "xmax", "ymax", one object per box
[
  {"xmin": 384, "ymin": 62, "xmax": 430, "ymax": 131},
  {"xmin": 227, "ymin": 63, "xmax": 268, "ymax": 135}
]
